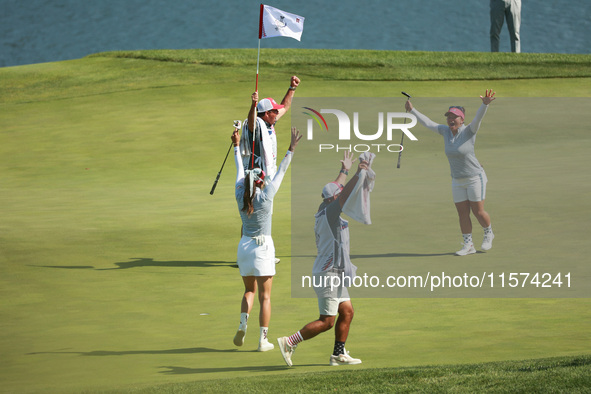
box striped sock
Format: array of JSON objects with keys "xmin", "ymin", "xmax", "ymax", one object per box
[{"xmin": 287, "ymin": 331, "xmax": 304, "ymax": 347}]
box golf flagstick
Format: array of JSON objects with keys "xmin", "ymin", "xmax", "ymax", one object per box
[
  {"xmin": 250, "ymin": 4, "xmax": 304, "ymax": 170},
  {"xmin": 255, "ymin": 3, "xmax": 305, "ymax": 93},
  {"xmin": 252, "ymin": 39, "xmax": 258, "ymax": 170},
  {"xmin": 250, "ymin": 4, "xmax": 264, "ymax": 169},
  {"xmin": 256, "ymin": 4, "xmax": 263, "ymax": 92},
  {"xmin": 210, "ymin": 121, "xmax": 242, "ymax": 195},
  {"xmin": 397, "ymin": 91, "xmax": 412, "ymax": 169}
]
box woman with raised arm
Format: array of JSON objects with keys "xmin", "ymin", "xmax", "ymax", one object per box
[
  {"xmin": 232, "ymin": 126, "xmax": 302, "ymax": 351},
  {"xmin": 405, "ymin": 90, "xmax": 496, "ymax": 256}
]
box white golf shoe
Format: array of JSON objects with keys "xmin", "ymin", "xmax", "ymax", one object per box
[
  {"xmin": 481, "ymin": 233, "xmax": 495, "ymax": 251},
  {"xmin": 329, "ymin": 349, "xmax": 362, "ymax": 366},
  {"xmin": 257, "ymin": 339, "xmax": 275, "ymax": 352},
  {"xmin": 455, "ymin": 242, "xmax": 476, "ymax": 256},
  {"xmin": 277, "ymin": 336, "xmax": 297, "ymax": 367},
  {"xmin": 233, "ymin": 328, "xmax": 246, "ymax": 347}
]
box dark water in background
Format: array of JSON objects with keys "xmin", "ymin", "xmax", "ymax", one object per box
[{"xmin": 1, "ymin": 0, "xmax": 590, "ymax": 67}]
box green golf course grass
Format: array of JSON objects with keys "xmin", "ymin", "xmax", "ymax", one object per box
[{"xmin": 1, "ymin": 49, "xmax": 590, "ymax": 393}]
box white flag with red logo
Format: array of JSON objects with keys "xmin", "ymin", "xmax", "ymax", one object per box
[{"xmin": 259, "ymin": 4, "xmax": 305, "ymax": 41}]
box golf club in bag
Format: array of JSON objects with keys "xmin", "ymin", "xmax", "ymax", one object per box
[
  {"xmin": 210, "ymin": 120, "xmax": 241, "ymax": 195},
  {"xmin": 397, "ymin": 91, "xmax": 412, "ymax": 169}
]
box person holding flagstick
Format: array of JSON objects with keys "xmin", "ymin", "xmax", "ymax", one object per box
[
  {"xmin": 240, "ymin": 3, "xmax": 304, "ymax": 177},
  {"xmin": 241, "ymin": 76, "xmax": 300, "ymax": 179},
  {"xmin": 232, "ymin": 3, "xmax": 306, "ymax": 351}
]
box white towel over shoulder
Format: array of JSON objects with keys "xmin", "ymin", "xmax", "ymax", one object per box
[
  {"xmin": 239, "ymin": 118, "xmax": 276, "ymax": 179},
  {"xmin": 342, "ymin": 152, "xmax": 376, "ymax": 225}
]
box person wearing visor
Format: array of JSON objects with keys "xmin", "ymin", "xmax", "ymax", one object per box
[
  {"xmin": 232, "ymin": 126, "xmax": 302, "ymax": 352},
  {"xmin": 278, "ymin": 151, "xmax": 370, "ymax": 367},
  {"xmin": 405, "ymin": 90, "xmax": 496, "ymax": 256},
  {"xmin": 241, "ymin": 76, "xmax": 301, "ymax": 180}
]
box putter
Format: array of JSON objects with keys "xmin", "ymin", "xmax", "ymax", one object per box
[
  {"xmin": 210, "ymin": 120, "xmax": 241, "ymax": 195},
  {"xmin": 397, "ymin": 91, "xmax": 412, "ymax": 169}
]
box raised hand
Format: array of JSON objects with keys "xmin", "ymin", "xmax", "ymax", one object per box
[
  {"xmin": 357, "ymin": 160, "xmax": 369, "ymax": 173},
  {"xmin": 231, "ymin": 129, "xmax": 240, "ymax": 147},
  {"xmin": 340, "ymin": 150, "xmax": 356, "ymax": 172},
  {"xmin": 480, "ymin": 89, "xmax": 496, "ymax": 105},
  {"xmin": 405, "ymin": 100, "xmax": 414, "ymax": 112},
  {"xmin": 289, "ymin": 127, "xmax": 303, "ymax": 152}
]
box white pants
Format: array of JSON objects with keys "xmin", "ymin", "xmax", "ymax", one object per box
[
  {"xmin": 490, "ymin": 0, "xmax": 521, "ymax": 53},
  {"xmin": 452, "ymin": 172, "xmax": 488, "ymax": 203},
  {"xmin": 237, "ymin": 235, "xmax": 275, "ymax": 277}
]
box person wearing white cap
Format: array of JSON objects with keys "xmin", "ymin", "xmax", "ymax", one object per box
[
  {"xmin": 405, "ymin": 90, "xmax": 496, "ymax": 256},
  {"xmin": 277, "ymin": 151, "xmax": 370, "ymax": 367},
  {"xmin": 240, "ymin": 76, "xmax": 301, "ymax": 180},
  {"xmin": 238, "ymin": 76, "xmax": 301, "ymax": 265},
  {"xmin": 231, "ymin": 126, "xmax": 302, "ymax": 352}
]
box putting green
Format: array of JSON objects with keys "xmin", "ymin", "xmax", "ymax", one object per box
[{"xmin": 1, "ymin": 53, "xmax": 589, "ymax": 392}]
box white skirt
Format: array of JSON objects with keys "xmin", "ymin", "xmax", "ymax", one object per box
[{"xmin": 237, "ymin": 235, "xmax": 276, "ymax": 277}]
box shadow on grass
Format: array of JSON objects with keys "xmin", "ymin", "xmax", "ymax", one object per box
[
  {"xmin": 159, "ymin": 364, "xmax": 325, "ymax": 374},
  {"xmin": 351, "ymin": 252, "xmax": 458, "ymax": 258},
  {"xmin": 100, "ymin": 258, "xmax": 238, "ymax": 270},
  {"xmin": 31, "ymin": 257, "xmax": 238, "ymax": 270},
  {"xmin": 294, "ymin": 252, "xmax": 458, "ymax": 259},
  {"xmin": 28, "ymin": 347, "xmax": 238, "ymax": 356},
  {"xmin": 27, "ymin": 348, "xmax": 324, "ymax": 374}
]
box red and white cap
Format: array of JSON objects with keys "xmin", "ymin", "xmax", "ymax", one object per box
[{"xmin": 257, "ymin": 97, "xmax": 285, "ymax": 112}]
